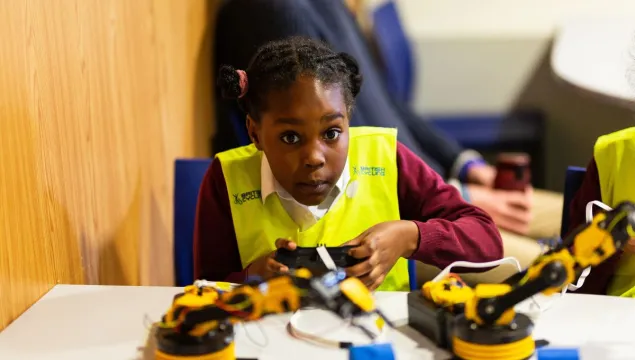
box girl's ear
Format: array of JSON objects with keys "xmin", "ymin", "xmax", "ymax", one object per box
[{"xmin": 246, "ymin": 115, "xmax": 262, "ymax": 150}]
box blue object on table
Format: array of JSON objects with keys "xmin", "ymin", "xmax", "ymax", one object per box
[
  {"xmin": 174, "ymin": 158, "xmax": 213, "ymax": 286},
  {"xmin": 408, "ymin": 259, "xmax": 417, "ymax": 291},
  {"xmin": 349, "ymin": 343, "xmax": 396, "ymax": 360},
  {"xmin": 536, "ymin": 347, "xmax": 580, "ymax": 360},
  {"xmin": 560, "ymin": 166, "xmax": 587, "ymax": 239}
]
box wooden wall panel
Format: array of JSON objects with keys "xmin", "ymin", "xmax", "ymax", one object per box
[{"xmin": 0, "ymin": 0, "xmax": 216, "ymax": 330}]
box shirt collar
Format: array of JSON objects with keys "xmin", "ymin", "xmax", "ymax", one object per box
[{"xmin": 260, "ymin": 153, "xmax": 350, "ymax": 204}]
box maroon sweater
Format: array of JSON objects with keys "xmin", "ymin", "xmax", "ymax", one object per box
[
  {"xmin": 193, "ymin": 142, "xmax": 503, "ymax": 282},
  {"xmin": 567, "ymin": 158, "xmax": 624, "ymax": 294}
]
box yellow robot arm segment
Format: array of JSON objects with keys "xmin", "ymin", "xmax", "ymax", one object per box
[
  {"xmin": 570, "ymin": 212, "xmax": 616, "ymax": 268},
  {"xmin": 571, "ymin": 201, "xmax": 635, "ymax": 268},
  {"xmin": 464, "ymin": 284, "xmax": 514, "ymax": 326},
  {"xmin": 158, "ymin": 268, "xmax": 388, "ymax": 339},
  {"xmin": 521, "ymin": 249, "xmax": 576, "ymax": 296},
  {"xmin": 340, "ymin": 277, "xmax": 376, "ymax": 313},
  {"xmin": 422, "ymin": 274, "xmax": 474, "ymax": 310},
  {"xmin": 253, "ymin": 276, "xmax": 305, "ymax": 315}
]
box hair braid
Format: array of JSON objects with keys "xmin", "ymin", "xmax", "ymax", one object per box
[{"xmin": 217, "ymin": 36, "xmax": 363, "ymax": 120}]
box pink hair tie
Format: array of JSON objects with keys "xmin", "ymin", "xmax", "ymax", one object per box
[{"xmin": 236, "ymin": 70, "xmax": 249, "ymax": 98}]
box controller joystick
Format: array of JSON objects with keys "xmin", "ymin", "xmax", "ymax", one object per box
[{"xmin": 274, "ymin": 246, "xmax": 367, "ymax": 272}]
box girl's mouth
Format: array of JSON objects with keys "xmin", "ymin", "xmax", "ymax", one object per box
[{"xmin": 295, "ymin": 181, "xmax": 331, "ymax": 195}]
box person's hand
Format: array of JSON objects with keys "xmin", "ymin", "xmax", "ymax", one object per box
[
  {"xmin": 341, "ymin": 220, "xmax": 419, "ymax": 290},
  {"xmin": 467, "ymin": 184, "xmax": 533, "ymax": 235},
  {"xmin": 466, "ymin": 163, "xmax": 497, "ymax": 187},
  {"xmin": 246, "ymin": 239, "xmax": 296, "ymax": 279}
]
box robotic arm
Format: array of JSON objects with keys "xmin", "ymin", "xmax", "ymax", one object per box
[
  {"xmin": 155, "ymin": 268, "xmax": 387, "ymax": 360},
  {"xmin": 467, "ymin": 200, "xmax": 635, "ymax": 326},
  {"xmin": 414, "ymin": 201, "xmax": 635, "ymax": 360}
]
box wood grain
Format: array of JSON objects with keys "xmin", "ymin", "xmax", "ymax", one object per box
[{"xmin": 0, "ymin": 0, "xmax": 216, "ymax": 330}]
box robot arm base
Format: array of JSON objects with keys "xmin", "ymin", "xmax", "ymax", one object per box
[
  {"xmin": 156, "ymin": 321, "xmax": 234, "ymax": 359},
  {"xmin": 453, "ymin": 313, "xmax": 536, "ymax": 360}
]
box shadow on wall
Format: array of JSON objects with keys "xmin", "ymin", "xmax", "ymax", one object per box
[
  {"xmin": 96, "ymin": 175, "xmax": 142, "ymax": 286},
  {"xmin": 145, "ymin": 192, "xmax": 171, "ymax": 286},
  {"xmin": 511, "ymin": 39, "xmax": 634, "ymax": 192},
  {"xmin": 0, "ymin": 115, "xmax": 84, "ymax": 329}
]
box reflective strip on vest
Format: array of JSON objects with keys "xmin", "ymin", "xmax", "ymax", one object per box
[
  {"xmin": 216, "ymin": 126, "xmax": 409, "ymax": 291},
  {"xmin": 594, "ymin": 127, "xmax": 635, "ymax": 297}
]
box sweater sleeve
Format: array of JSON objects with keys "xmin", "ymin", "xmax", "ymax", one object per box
[
  {"xmin": 395, "ymin": 142, "xmax": 504, "ymax": 271},
  {"xmin": 193, "ymin": 158, "xmax": 248, "ymax": 283}
]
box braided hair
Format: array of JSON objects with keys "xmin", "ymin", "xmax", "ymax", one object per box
[{"xmin": 217, "ymin": 36, "xmax": 363, "ymax": 121}]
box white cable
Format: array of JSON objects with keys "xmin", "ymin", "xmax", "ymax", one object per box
[
  {"xmin": 564, "ymin": 267, "xmax": 591, "ymax": 292},
  {"xmin": 288, "ymin": 309, "xmax": 389, "ymax": 348},
  {"xmin": 586, "ymin": 200, "xmax": 613, "ymax": 223},
  {"xmin": 432, "ymin": 257, "xmax": 522, "ymax": 282},
  {"xmin": 193, "ymin": 280, "xmax": 235, "ymax": 291}
]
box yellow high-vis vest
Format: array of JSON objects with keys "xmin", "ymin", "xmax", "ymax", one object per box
[
  {"xmin": 216, "ymin": 126, "xmax": 409, "ymax": 291},
  {"xmin": 594, "ymin": 127, "xmax": 635, "ymax": 297}
]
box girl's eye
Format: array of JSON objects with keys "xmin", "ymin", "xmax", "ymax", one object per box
[
  {"xmin": 324, "ymin": 129, "xmax": 341, "ymax": 141},
  {"xmin": 281, "ymin": 133, "xmax": 300, "ymax": 145}
]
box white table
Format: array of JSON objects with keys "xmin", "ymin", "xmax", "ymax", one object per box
[
  {"xmin": 1, "ymin": 285, "xmax": 635, "ymax": 360},
  {"xmin": 551, "ymin": 18, "xmax": 635, "ymax": 107}
]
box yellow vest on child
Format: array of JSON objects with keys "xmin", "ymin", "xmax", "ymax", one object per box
[
  {"xmin": 215, "ymin": 126, "xmax": 410, "ymax": 291},
  {"xmin": 594, "ymin": 127, "xmax": 635, "ymax": 297}
]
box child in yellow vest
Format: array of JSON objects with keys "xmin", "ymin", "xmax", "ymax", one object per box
[
  {"xmin": 194, "ymin": 36, "xmax": 503, "ymax": 291},
  {"xmin": 568, "ymin": 127, "xmax": 635, "ymax": 297}
]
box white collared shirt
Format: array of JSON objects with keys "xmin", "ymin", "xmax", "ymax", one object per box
[{"xmin": 261, "ymin": 154, "xmax": 350, "ymax": 231}]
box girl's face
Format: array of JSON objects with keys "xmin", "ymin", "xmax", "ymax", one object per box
[{"xmin": 248, "ymin": 76, "xmax": 350, "ymax": 206}]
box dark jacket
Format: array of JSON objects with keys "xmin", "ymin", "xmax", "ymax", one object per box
[{"xmin": 213, "ymin": 0, "xmax": 464, "ymax": 177}]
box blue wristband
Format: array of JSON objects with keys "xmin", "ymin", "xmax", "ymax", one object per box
[{"xmin": 458, "ymin": 158, "xmax": 487, "ymax": 183}]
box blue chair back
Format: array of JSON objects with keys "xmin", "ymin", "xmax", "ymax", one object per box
[
  {"xmin": 371, "ymin": 0, "xmax": 414, "ymax": 104},
  {"xmin": 560, "ymin": 166, "xmax": 587, "ymax": 239},
  {"xmin": 174, "ymin": 158, "xmax": 212, "ymax": 286}
]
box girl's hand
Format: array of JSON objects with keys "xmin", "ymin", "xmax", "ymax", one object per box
[
  {"xmin": 247, "ymin": 239, "xmax": 297, "ymax": 279},
  {"xmin": 467, "ymin": 184, "xmax": 533, "ymax": 235},
  {"xmin": 466, "ymin": 163, "xmax": 497, "ymax": 187},
  {"xmin": 342, "ymin": 220, "xmax": 419, "ymax": 290}
]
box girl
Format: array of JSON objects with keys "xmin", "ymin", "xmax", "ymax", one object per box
[
  {"xmin": 568, "ymin": 127, "xmax": 635, "ymax": 297},
  {"xmin": 194, "ymin": 36, "xmax": 503, "ymax": 291}
]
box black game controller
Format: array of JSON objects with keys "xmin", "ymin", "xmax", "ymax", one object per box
[{"xmin": 274, "ymin": 246, "xmax": 367, "ymax": 272}]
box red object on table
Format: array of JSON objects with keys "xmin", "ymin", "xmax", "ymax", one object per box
[{"xmin": 493, "ymin": 153, "xmax": 531, "ymax": 191}]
